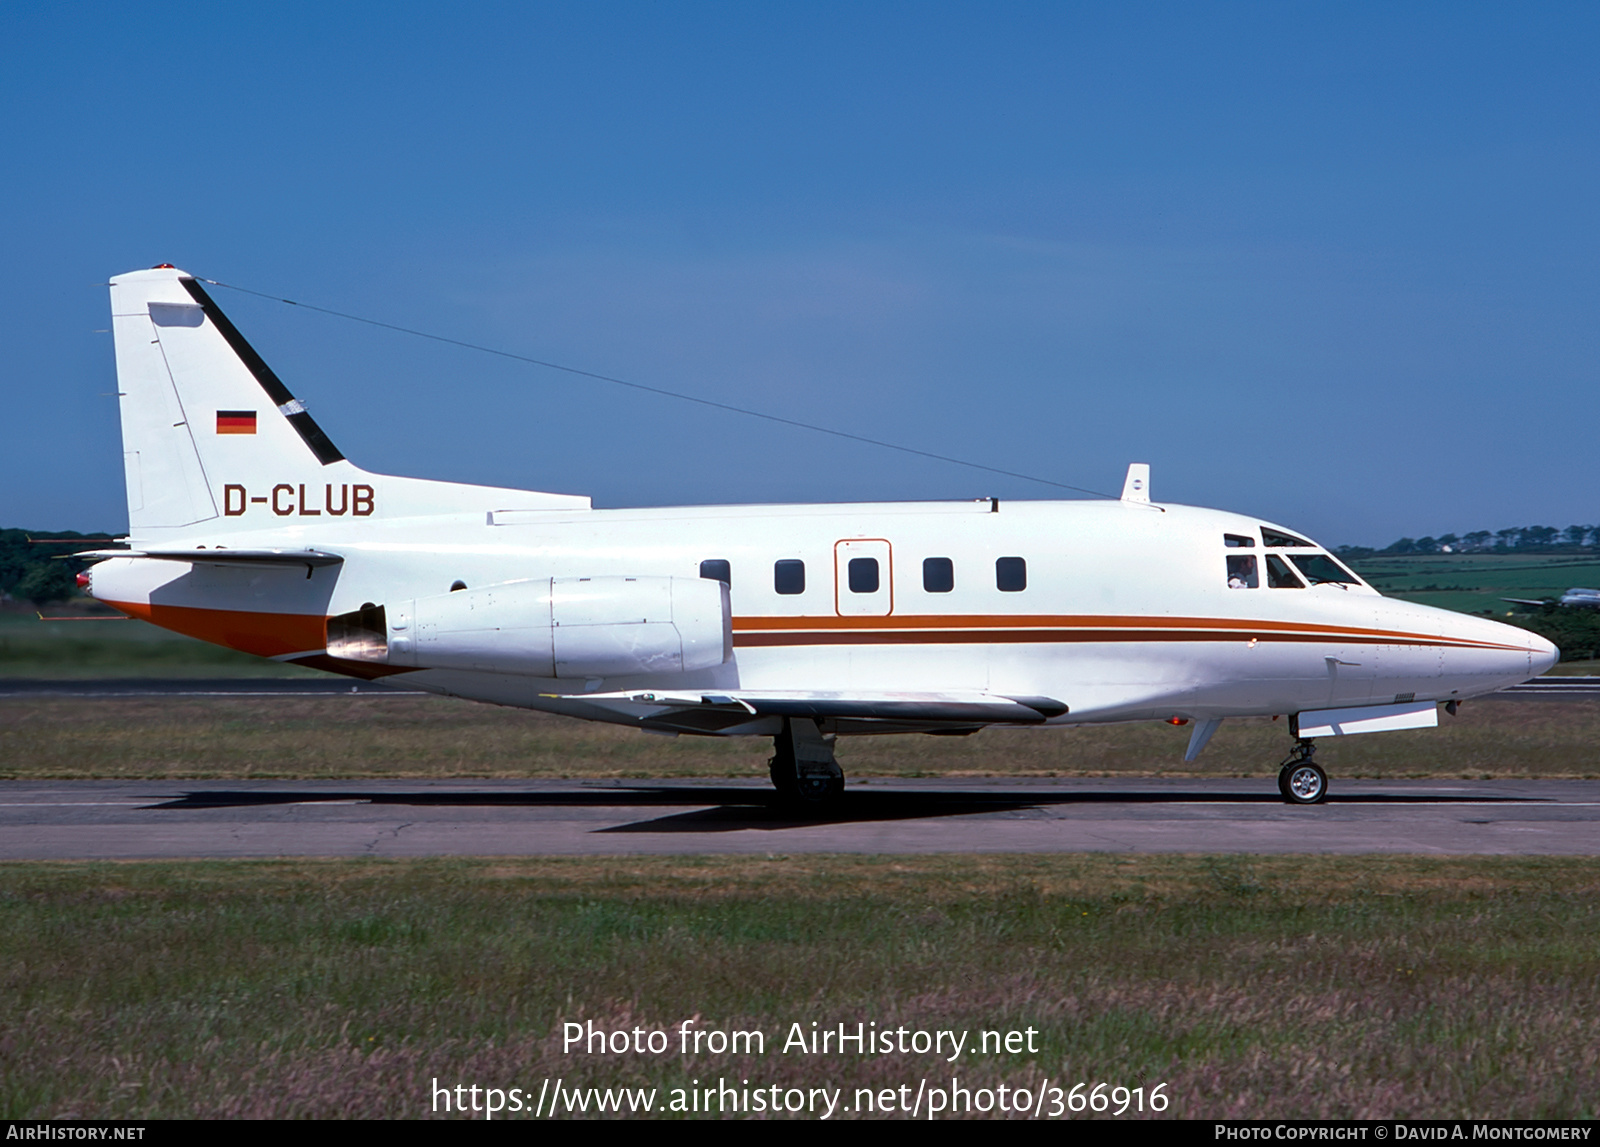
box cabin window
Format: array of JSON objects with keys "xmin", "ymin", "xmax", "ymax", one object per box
[
  {"xmin": 923, "ymin": 557, "xmax": 954, "ymax": 593},
  {"xmin": 996, "ymin": 556, "xmax": 1027, "ymax": 592},
  {"xmin": 1225, "ymin": 533, "xmax": 1255, "ymax": 548},
  {"xmin": 1266, "ymin": 555, "xmax": 1305, "ymax": 588},
  {"xmin": 1262, "ymin": 527, "xmax": 1313, "ymax": 548},
  {"xmin": 1290, "ymin": 554, "xmax": 1361, "ymax": 585},
  {"xmin": 1226, "ymin": 555, "xmax": 1258, "ymax": 588},
  {"xmin": 774, "ymin": 559, "xmax": 806, "ymax": 595},
  {"xmin": 847, "ymin": 557, "xmax": 879, "ymax": 594},
  {"xmin": 699, "ymin": 559, "xmax": 731, "ymax": 585}
]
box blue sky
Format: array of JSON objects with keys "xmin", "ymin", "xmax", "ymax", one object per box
[{"xmin": 3, "ymin": 2, "xmax": 1596, "ymax": 545}]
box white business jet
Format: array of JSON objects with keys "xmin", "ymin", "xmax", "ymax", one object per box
[{"xmin": 78, "ymin": 266, "xmax": 1558, "ymax": 806}]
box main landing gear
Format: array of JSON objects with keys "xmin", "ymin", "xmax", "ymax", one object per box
[
  {"xmin": 1277, "ymin": 738, "xmax": 1328, "ymax": 805},
  {"xmin": 769, "ymin": 717, "xmax": 844, "ymax": 806}
]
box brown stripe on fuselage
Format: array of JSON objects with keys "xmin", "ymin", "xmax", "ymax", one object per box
[
  {"xmin": 734, "ymin": 612, "xmax": 1487, "ymax": 641},
  {"xmin": 733, "ymin": 628, "xmax": 1513, "ymax": 650}
]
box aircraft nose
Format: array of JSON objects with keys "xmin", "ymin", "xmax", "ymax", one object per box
[
  {"xmin": 1475, "ymin": 615, "xmax": 1558, "ymax": 682},
  {"xmin": 1412, "ymin": 605, "xmax": 1562, "ymax": 694},
  {"xmin": 1527, "ymin": 630, "xmax": 1560, "ymax": 677}
]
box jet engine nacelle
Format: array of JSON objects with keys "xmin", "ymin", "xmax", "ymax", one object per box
[{"xmin": 327, "ymin": 576, "xmax": 731, "ymax": 679}]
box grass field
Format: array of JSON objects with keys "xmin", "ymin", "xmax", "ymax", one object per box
[
  {"xmin": 2, "ymin": 855, "xmax": 1596, "ymax": 1119},
  {"xmin": 2, "ymin": 693, "xmax": 1596, "ymax": 781}
]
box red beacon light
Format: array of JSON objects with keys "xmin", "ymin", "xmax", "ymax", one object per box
[
  {"xmin": 1166, "ymin": 716, "xmax": 1190, "ymax": 726},
  {"xmin": 151, "ymin": 263, "xmax": 175, "ymax": 269}
]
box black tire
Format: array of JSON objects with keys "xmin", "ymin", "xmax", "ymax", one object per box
[
  {"xmin": 1282, "ymin": 762, "xmax": 1328, "ymax": 805},
  {"xmin": 768, "ymin": 756, "xmax": 799, "ymax": 801},
  {"xmin": 794, "ymin": 773, "xmax": 844, "ymax": 804},
  {"xmin": 769, "ymin": 759, "xmax": 842, "ymax": 807},
  {"xmin": 1277, "ymin": 766, "xmax": 1294, "ymax": 801}
]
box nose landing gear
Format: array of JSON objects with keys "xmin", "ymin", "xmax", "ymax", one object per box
[
  {"xmin": 1277, "ymin": 738, "xmax": 1327, "ymax": 804},
  {"xmin": 769, "ymin": 717, "xmax": 844, "ymax": 805}
]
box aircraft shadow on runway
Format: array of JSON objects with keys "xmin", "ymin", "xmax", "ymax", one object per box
[{"xmin": 142, "ymin": 786, "xmax": 1541, "ymax": 833}]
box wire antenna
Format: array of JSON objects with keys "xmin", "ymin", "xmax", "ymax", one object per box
[{"xmin": 204, "ymin": 277, "xmax": 1118, "ymax": 498}]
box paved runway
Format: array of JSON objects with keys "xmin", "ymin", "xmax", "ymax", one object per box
[{"xmin": 4, "ymin": 777, "xmax": 1599, "ymax": 859}]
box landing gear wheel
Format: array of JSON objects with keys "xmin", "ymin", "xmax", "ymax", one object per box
[
  {"xmin": 794, "ymin": 773, "xmax": 844, "ymax": 803},
  {"xmin": 1280, "ymin": 762, "xmax": 1328, "ymax": 805},
  {"xmin": 1276, "ymin": 737, "xmax": 1327, "ymax": 804}
]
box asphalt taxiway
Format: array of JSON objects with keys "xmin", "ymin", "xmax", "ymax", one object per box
[{"xmin": 3, "ymin": 777, "xmax": 1598, "ymax": 859}]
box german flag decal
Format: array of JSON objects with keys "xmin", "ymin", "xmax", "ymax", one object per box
[{"xmin": 216, "ymin": 410, "xmax": 257, "ymax": 435}]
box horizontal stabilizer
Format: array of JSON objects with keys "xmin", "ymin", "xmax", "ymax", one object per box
[{"xmin": 75, "ymin": 547, "xmax": 343, "ymax": 570}]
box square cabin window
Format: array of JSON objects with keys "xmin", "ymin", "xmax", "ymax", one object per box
[
  {"xmin": 996, "ymin": 556, "xmax": 1027, "ymax": 592},
  {"xmin": 699, "ymin": 559, "xmax": 731, "ymax": 585},
  {"xmin": 774, "ymin": 559, "xmax": 806, "ymax": 595},
  {"xmin": 923, "ymin": 557, "xmax": 954, "ymax": 593},
  {"xmin": 847, "ymin": 557, "xmax": 880, "ymax": 593}
]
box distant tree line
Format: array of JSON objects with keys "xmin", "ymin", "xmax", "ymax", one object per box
[
  {"xmin": 0, "ymin": 529, "xmax": 113, "ymax": 605},
  {"xmin": 1336, "ymin": 525, "xmax": 1599, "ymax": 559},
  {"xmin": 1503, "ymin": 606, "xmax": 1600, "ymax": 663}
]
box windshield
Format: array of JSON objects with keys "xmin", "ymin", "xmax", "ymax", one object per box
[{"xmin": 1289, "ymin": 553, "xmax": 1362, "ymax": 585}]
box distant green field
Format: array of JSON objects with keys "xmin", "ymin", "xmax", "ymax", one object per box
[{"xmin": 1347, "ymin": 553, "xmax": 1600, "ymax": 616}]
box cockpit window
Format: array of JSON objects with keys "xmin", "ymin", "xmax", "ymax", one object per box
[
  {"xmin": 1227, "ymin": 555, "xmax": 1258, "ymax": 588},
  {"xmin": 1224, "ymin": 533, "xmax": 1255, "ymax": 548},
  {"xmin": 1266, "ymin": 555, "xmax": 1305, "ymax": 588},
  {"xmin": 1290, "ymin": 553, "xmax": 1361, "ymax": 585},
  {"xmin": 1262, "ymin": 527, "xmax": 1313, "ymax": 548}
]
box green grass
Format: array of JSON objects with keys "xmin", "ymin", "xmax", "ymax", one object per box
[
  {"xmin": 2, "ymin": 855, "xmax": 1596, "ymax": 1119},
  {"xmin": 3, "ymin": 694, "xmax": 1597, "ymax": 781}
]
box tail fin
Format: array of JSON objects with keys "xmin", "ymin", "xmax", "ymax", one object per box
[
  {"xmin": 110, "ymin": 266, "xmax": 346, "ymax": 535},
  {"xmin": 109, "ymin": 266, "xmax": 590, "ymax": 540}
]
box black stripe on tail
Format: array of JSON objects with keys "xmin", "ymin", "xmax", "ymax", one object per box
[{"xmin": 179, "ymin": 278, "xmax": 346, "ymax": 465}]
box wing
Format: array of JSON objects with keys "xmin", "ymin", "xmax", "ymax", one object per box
[{"xmin": 566, "ymin": 689, "xmax": 1068, "ymax": 735}]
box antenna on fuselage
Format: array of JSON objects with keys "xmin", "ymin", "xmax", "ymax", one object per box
[{"xmin": 1121, "ymin": 463, "xmax": 1151, "ymax": 503}]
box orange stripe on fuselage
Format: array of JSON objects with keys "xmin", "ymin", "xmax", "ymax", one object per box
[
  {"xmin": 108, "ymin": 600, "xmax": 328, "ymax": 658},
  {"xmin": 735, "ymin": 613, "xmax": 1446, "ymax": 640}
]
